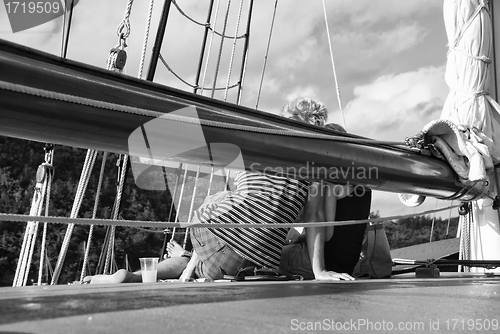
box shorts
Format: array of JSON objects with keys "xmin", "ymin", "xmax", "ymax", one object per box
[
  {"xmin": 279, "ymin": 242, "xmax": 315, "ymax": 280},
  {"xmin": 190, "ymin": 227, "xmax": 248, "ymax": 280}
]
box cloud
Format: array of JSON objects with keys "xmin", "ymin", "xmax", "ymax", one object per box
[
  {"xmin": 276, "ymin": 37, "xmax": 319, "ymax": 73},
  {"xmin": 285, "ymin": 85, "xmax": 320, "ymax": 104},
  {"xmin": 329, "ymin": 0, "xmax": 441, "ymax": 26},
  {"xmin": 343, "ymin": 66, "xmax": 448, "ymax": 140}
]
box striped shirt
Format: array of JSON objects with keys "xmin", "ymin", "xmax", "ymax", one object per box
[{"xmin": 192, "ymin": 171, "xmax": 309, "ymax": 268}]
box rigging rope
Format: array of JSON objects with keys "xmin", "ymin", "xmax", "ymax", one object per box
[
  {"xmin": 446, "ymin": 200, "xmax": 454, "ymax": 236},
  {"xmin": 255, "ymin": 0, "xmax": 278, "ymax": 109},
  {"xmin": 51, "ymin": 149, "xmax": 98, "ymax": 284},
  {"xmin": 171, "ymin": 0, "xmax": 245, "ymax": 39},
  {"xmin": 236, "ymin": 1, "xmax": 252, "ymax": 105},
  {"xmin": 1, "ymin": 203, "xmax": 462, "ymax": 229},
  {"xmin": 458, "ymin": 202, "xmax": 473, "ymax": 272},
  {"xmin": 183, "ymin": 166, "xmax": 202, "ymax": 248},
  {"xmin": 223, "ymin": 0, "xmax": 244, "ymax": 102},
  {"xmin": 206, "ymin": 166, "xmax": 216, "ymax": 197},
  {"xmin": 117, "ymin": 0, "xmax": 134, "ymax": 41},
  {"xmin": 166, "ymin": 163, "xmax": 182, "ymax": 243},
  {"xmin": 37, "ymin": 151, "xmax": 54, "ymax": 286},
  {"xmin": 104, "ymin": 154, "xmax": 129, "ymax": 274},
  {"xmin": 80, "ymin": 151, "xmax": 108, "ymax": 283},
  {"xmin": 168, "ymin": 165, "xmax": 182, "ymax": 223},
  {"xmin": 20, "ymin": 189, "xmax": 45, "ymax": 286},
  {"xmin": 429, "ymin": 198, "xmax": 438, "ymax": 242},
  {"xmin": 158, "ymin": 53, "xmax": 239, "ymax": 90},
  {"xmin": 200, "ymin": 0, "xmax": 222, "ymax": 95},
  {"xmin": 13, "ymin": 158, "xmax": 53, "ymax": 287},
  {"xmin": 60, "ymin": 0, "xmax": 75, "ymax": 58},
  {"xmin": 321, "ymin": 0, "xmax": 347, "ymax": 131},
  {"xmin": 170, "ymin": 165, "xmax": 189, "ymax": 241},
  {"xmin": 138, "ymin": 0, "xmax": 155, "ymax": 79},
  {"xmin": 211, "ymin": 0, "xmax": 232, "ymax": 98}
]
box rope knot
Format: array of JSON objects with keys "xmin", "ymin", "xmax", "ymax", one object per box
[
  {"xmin": 480, "ymin": 55, "xmax": 492, "ymax": 64},
  {"xmin": 405, "ymin": 132, "xmax": 426, "ymax": 149}
]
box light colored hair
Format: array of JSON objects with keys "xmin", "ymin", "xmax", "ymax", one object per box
[
  {"xmin": 324, "ymin": 123, "xmax": 346, "ymax": 133},
  {"xmin": 281, "ymin": 97, "xmax": 328, "ymax": 126}
]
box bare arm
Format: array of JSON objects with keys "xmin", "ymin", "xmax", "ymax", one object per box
[
  {"xmin": 179, "ymin": 250, "xmax": 200, "ymax": 282},
  {"xmin": 323, "ymin": 183, "xmax": 353, "ymax": 241},
  {"xmin": 323, "ymin": 183, "xmax": 337, "ymax": 242},
  {"xmin": 304, "ymin": 182, "xmax": 354, "ymax": 281}
]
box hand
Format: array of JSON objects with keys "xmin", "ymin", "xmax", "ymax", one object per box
[
  {"xmin": 179, "ymin": 269, "xmax": 194, "ymax": 282},
  {"xmin": 314, "ymin": 270, "xmax": 355, "ymax": 281}
]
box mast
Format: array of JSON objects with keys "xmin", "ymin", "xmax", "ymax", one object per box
[{"xmin": 146, "ymin": 0, "xmax": 173, "ymax": 82}]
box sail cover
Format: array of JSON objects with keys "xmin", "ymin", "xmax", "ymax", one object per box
[{"xmin": 441, "ymin": 0, "xmax": 500, "ymax": 272}]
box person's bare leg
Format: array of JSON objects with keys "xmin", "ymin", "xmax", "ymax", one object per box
[
  {"xmin": 157, "ymin": 256, "xmax": 190, "ymax": 279},
  {"xmin": 84, "ymin": 257, "xmax": 190, "ymax": 284},
  {"xmin": 84, "ymin": 269, "xmax": 141, "ymax": 284}
]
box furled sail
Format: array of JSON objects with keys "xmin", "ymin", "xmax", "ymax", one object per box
[{"xmin": 441, "ymin": 0, "xmax": 500, "ymax": 272}]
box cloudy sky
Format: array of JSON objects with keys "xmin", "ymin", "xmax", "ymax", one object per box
[{"xmin": 0, "ymin": 0, "xmax": 458, "ymax": 221}]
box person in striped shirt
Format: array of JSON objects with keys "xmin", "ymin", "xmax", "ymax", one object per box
[{"xmin": 179, "ymin": 171, "xmax": 310, "ymax": 281}]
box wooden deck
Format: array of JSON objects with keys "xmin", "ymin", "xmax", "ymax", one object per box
[{"xmin": 1, "ymin": 272, "xmax": 499, "ymax": 334}]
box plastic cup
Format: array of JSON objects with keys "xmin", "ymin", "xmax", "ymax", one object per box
[{"xmin": 139, "ymin": 257, "xmax": 159, "ymax": 283}]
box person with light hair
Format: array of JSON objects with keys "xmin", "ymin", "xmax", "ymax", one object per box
[
  {"xmin": 280, "ymin": 97, "xmax": 371, "ymax": 281},
  {"xmin": 281, "ymin": 97, "xmax": 329, "ymax": 126}
]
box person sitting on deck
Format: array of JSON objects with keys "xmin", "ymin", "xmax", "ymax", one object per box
[
  {"xmin": 179, "ymin": 171, "xmax": 310, "ymax": 281},
  {"xmin": 279, "ymin": 98, "xmax": 371, "ymax": 281},
  {"xmin": 84, "ymin": 172, "xmax": 309, "ymax": 283},
  {"xmin": 322, "ymin": 125, "xmax": 371, "ymax": 277}
]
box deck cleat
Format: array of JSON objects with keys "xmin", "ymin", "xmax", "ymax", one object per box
[{"xmin": 415, "ymin": 265, "xmax": 440, "ymax": 278}]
